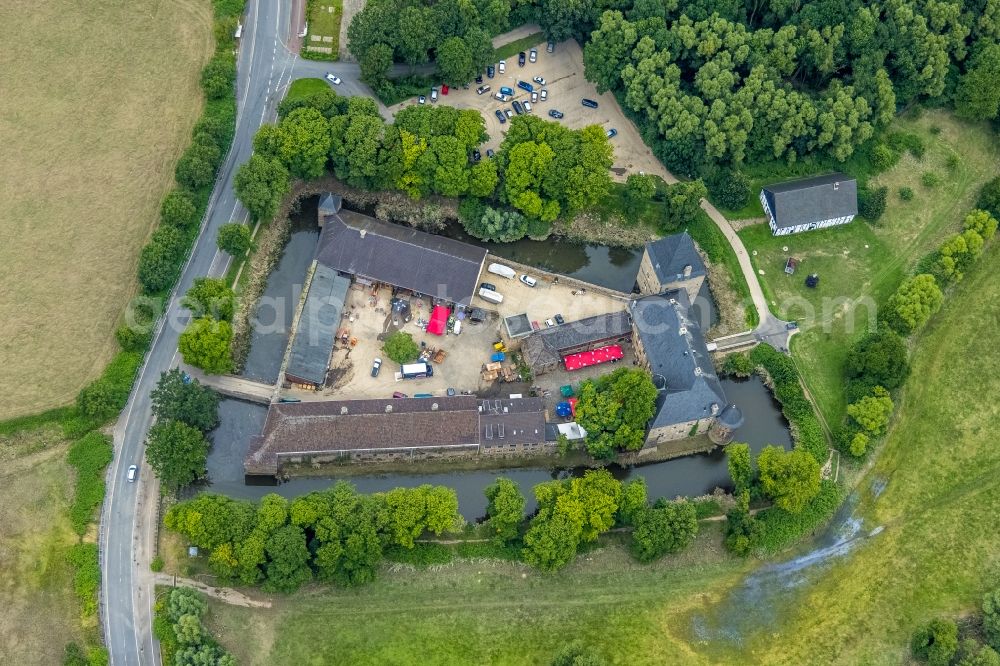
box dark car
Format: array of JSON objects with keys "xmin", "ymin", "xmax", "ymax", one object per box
[
  {"xmin": 495, "ymin": 109, "xmax": 507, "ymax": 124},
  {"xmin": 582, "ymin": 98, "xmax": 599, "ymax": 108},
  {"xmin": 392, "ymin": 391, "xmax": 408, "ymax": 399},
  {"xmin": 517, "ymin": 80, "xmax": 534, "ymax": 93},
  {"xmin": 475, "ymin": 75, "xmax": 483, "ymax": 84},
  {"xmin": 518, "ymin": 51, "xmax": 526, "ymax": 66},
  {"xmin": 476, "ymin": 84, "xmax": 491, "ymax": 95},
  {"xmin": 486, "ymin": 148, "xmax": 495, "ymax": 158},
  {"xmin": 547, "ymin": 41, "xmax": 555, "ymax": 53},
  {"xmin": 486, "ymin": 65, "xmax": 495, "ymax": 78},
  {"xmin": 500, "ymin": 86, "xmax": 514, "ymax": 96},
  {"xmin": 554, "ymin": 314, "xmax": 565, "ymax": 325},
  {"xmin": 371, "ymin": 357, "xmax": 383, "ymax": 377},
  {"xmin": 480, "ymin": 282, "xmax": 497, "ymax": 291},
  {"xmin": 471, "ymin": 149, "xmax": 482, "ymax": 162},
  {"xmin": 606, "ymin": 128, "xmax": 618, "ymax": 138},
  {"xmin": 512, "ymin": 100, "xmax": 524, "ymax": 115},
  {"xmin": 548, "ymin": 109, "xmax": 564, "ymax": 119},
  {"xmin": 469, "ymin": 308, "xmax": 487, "ymax": 323}
]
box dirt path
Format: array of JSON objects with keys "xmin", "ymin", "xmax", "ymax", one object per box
[{"xmin": 152, "ymin": 574, "xmax": 273, "ymax": 608}]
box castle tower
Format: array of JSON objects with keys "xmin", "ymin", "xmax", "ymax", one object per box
[{"xmin": 709, "ymin": 404, "xmax": 744, "ymax": 444}]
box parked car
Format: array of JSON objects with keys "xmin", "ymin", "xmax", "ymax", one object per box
[
  {"xmin": 540, "ymin": 89, "xmax": 548, "ymax": 101},
  {"xmin": 523, "ymin": 101, "xmax": 532, "ymax": 113},
  {"xmin": 606, "ymin": 128, "xmax": 618, "ymax": 138},
  {"xmin": 475, "ymin": 75, "xmax": 483, "ymax": 84},
  {"xmin": 431, "ymin": 87, "xmax": 439, "ymax": 102},
  {"xmin": 518, "ymin": 51, "xmax": 526, "ymax": 66},
  {"xmin": 512, "ymin": 100, "xmax": 524, "ymax": 115},
  {"xmin": 392, "ymin": 391, "xmax": 408, "ymax": 398},
  {"xmin": 371, "ymin": 357, "xmax": 382, "ymax": 377},
  {"xmin": 548, "ymin": 109, "xmax": 564, "ymax": 119},
  {"xmin": 447, "ymin": 387, "xmax": 457, "ymax": 396},
  {"xmin": 486, "ymin": 148, "xmax": 495, "ymax": 158},
  {"xmin": 476, "ymin": 85, "xmax": 491, "ymax": 95},
  {"xmin": 480, "ymin": 281, "xmax": 497, "ymax": 291},
  {"xmin": 471, "ymin": 149, "xmax": 481, "ymax": 162},
  {"xmin": 498, "ymin": 60, "xmax": 506, "ymax": 73},
  {"xmin": 547, "ymin": 41, "xmax": 555, "ymax": 53},
  {"xmin": 441, "ymin": 84, "xmax": 449, "ymax": 95},
  {"xmin": 325, "ymin": 72, "xmax": 342, "ymax": 85},
  {"xmin": 519, "ymin": 274, "xmax": 537, "ymax": 287},
  {"xmin": 418, "ymin": 95, "xmax": 426, "ymax": 104},
  {"xmin": 529, "ymin": 48, "xmax": 537, "ymax": 63},
  {"xmin": 500, "ymin": 86, "xmax": 514, "ymax": 96},
  {"xmin": 127, "ymin": 465, "xmax": 138, "ymax": 482},
  {"xmin": 554, "ymin": 314, "xmax": 565, "ymax": 325},
  {"xmin": 486, "ymin": 65, "xmax": 495, "ymax": 78},
  {"xmin": 532, "ymin": 76, "xmax": 546, "ymax": 85},
  {"xmin": 581, "ymin": 98, "xmax": 598, "ymax": 108},
  {"xmin": 495, "ymin": 109, "xmax": 507, "ymax": 124},
  {"xmin": 504, "ymin": 108, "xmax": 513, "ymax": 118},
  {"xmin": 494, "ymin": 92, "xmax": 509, "ymax": 102},
  {"xmin": 517, "ymin": 80, "xmax": 533, "ymax": 93},
  {"xmin": 531, "ymin": 91, "xmax": 538, "ymax": 103},
  {"xmin": 545, "ymin": 318, "xmax": 555, "ymax": 327}
]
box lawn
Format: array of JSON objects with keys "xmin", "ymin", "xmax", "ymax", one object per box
[
  {"xmin": 303, "ymin": 0, "xmax": 343, "ymax": 61},
  {"xmin": 495, "ymin": 33, "xmax": 546, "ymax": 61},
  {"xmin": 0, "ymin": 0, "xmax": 213, "ymax": 419},
  {"xmin": 0, "ymin": 425, "xmax": 85, "ymax": 663},
  {"xmin": 739, "ymin": 110, "xmax": 1000, "ymax": 424},
  {"xmin": 285, "ymin": 77, "xmax": 330, "ymax": 102}
]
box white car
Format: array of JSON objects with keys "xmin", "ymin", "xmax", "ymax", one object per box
[
  {"xmin": 540, "ymin": 89, "xmax": 548, "ymax": 101},
  {"xmin": 532, "ymin": 76, "xmax": 546, "ymax": 85},
  {"xmin": 498, "ymin": 60, "xmax": 506, "ymax": 74},
  {"xmin": 519, "ymin": 274, "xmax": 537, "ymax": 287},
  {"xmin": 325, "ymin": 72, "xmax": 342, "ymax": 85},
  {"xmin": 523, "ymin": 101, "xmax": 532, "ymax": 113},
  {"xmin": 127, "ymin": 465, "xmax": 138, "ymax": 482},
  {"xmin": 430, "ymin": 87, "xmax": 438, "ymax": 102}
]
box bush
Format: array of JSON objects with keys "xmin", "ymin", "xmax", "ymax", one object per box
[
  {"xmin": 200, "ymin": 52, "xmax": 236, "ymax": 100},
  {"xmin": 160, "ymin": 189, "xmax": 199, "ymax": 229},
  {"xmin": 871, "ymin": 143, "xmax": 899, "ymax": 171},
  {"xmin": 217, "ymin": 222, "xmax": 252, "ymax": 257},
  {"xmin": 138, "ymin": 226, "xmax": 188, "ymax": 293},
  {"xmin": 178, "ymin": 317, "xmax": 233, "ymax": 374},
  {"xmin": 985, "ymin": 587, "xmax": 1000, "ymax": 650},
  {"xmin": 384, "ymin": 543, "xmax": 453, "ymax": 566},
  {"xmin": 899, "ymin": 186, "xmax": 915, "ymax": 201},
  {"xmin": 66, "ymin": 543, "xmax": 101, "ymax": 618},
  {"xmin": 888, "ymin": 130, "xmax": 926, "ymax": 159},
  {"xmin": 722, "ymin": 351, "xmax": 754, "ymax": 377},
  {"xmin": 747, "ymin": 480, "xmax": 842, "ymax": 555},
  {"xmin": 630, "ymin": 500, "xmax": 698, "ymax": 562},
  {"xmin": 75, "ymin": 352, "xmax": 142, "ymax": 421},
  {"xmin": 911, "ymin": 618, "xmax": 959, "ymax": 665},
  {"xmin": 150, "ymin": 556, "xmax": 165, "ymax": 573},
  {"xmin": 921, "ymin": 171, "xmax": 942, "ymax": 188},
  {"xmin": 707, "ymin": 168, "xmax": 752, "ymax": 210},
  {"xmin": 977, "ymin": 177, "xmax": 1000, "ymax": 219},
  {"xmin": 382, "ymin": 330, "xmax": 420, "ymax": 364},
  {"xmin": 67, "ymin": 433, "xmax": 114, "ymax": 535},
  {"xmin": 859, "ymin": 185, "xmax": 888, "ymax": 222}
]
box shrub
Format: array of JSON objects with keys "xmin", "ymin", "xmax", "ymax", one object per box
[
  {"xmin": 985, "ymin": 587, "xmax": 1000, "ymax": 649},
  {"xmin": 150, "ymin": 556, "xmax": 165, "ymax": 573},
  {"xmin": 911, "ymin": 618, "xmax": 959, "ymax": 665},
  {"xmin": 747, "ymin": 480, "xmax": 841, "ymax": 555},
  {"xmin": 66, "ymin": 543, "xmax": 101, "ymax": 618},
  {"xmin": 75, "ymin": 352, "xmax": 142, "ymax": 421},
  {"xmin": 707, "ymin": 168, "xmax": 752, "ymax": 210},
  {"xmin": 859, "ymin": 185, "xmax": 888, "ymax": 222},
  {"xmin": 382, "ymin": 330, "xmax": 420, "ymax": 364},
  {"xmin": 630, "ymin": 500, "xmax": 698, "ymax": 562},
  {"xmin": 200, "ymin": 52, "xmax": 236, "ymax": 100},
  {"xmin": 871, "ymin": 143, "xmax": 898, "ymax": 171},
  {"xmin": 178, "ymin": 317, "xmax": 234, "ymax": 374},
  {"xmin": 67, "ymin": 433, "xmax": 114, "ymax": 534},
  {"xmin": 899, "ymin": 186, "xmax": 915, "ymax": 201},
  {"xmin": 384, "ymin": 543, "xmax": 453, "ymax": 566},
  {"xmin": 946, "ymin": 153, "xmax": 960, "ymax": 170},
  {"xmin": 977, "ymin": 177, "xmax": 1000, "ymax": 219},
  {"xmin": 921, "ymin": 171, "xmax": 941, "ymax": 188},
  {"xmin": 888, "ymin": 130, "xmax": 926, "ymax": 159},
  {"xmin": 722, "ymin": 351, "xmax": 754, "ymax": 377},
  {"xmin": 160, "ymin": 189, "xmax": 199, "ymax": 230},
  {"xmin": 138, "ymin": 226, "xmax": 188, "ymax": 293}
]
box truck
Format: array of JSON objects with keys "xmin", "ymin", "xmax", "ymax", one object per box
[
  {"xmin": 401, "ymin": 362, "xmax": 434, "ymax": 379},
  {"xmin": 478, "ymin": 287, "xmax": 504, "ymax": 304},
  {"xmin": 487, "ymin": 263, "xmax": 516, "ymax": 279}
]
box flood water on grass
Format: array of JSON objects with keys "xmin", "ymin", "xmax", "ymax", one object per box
[{"xmin": 204, "ymin": 376, "xmax": 789, "ymax": 519}]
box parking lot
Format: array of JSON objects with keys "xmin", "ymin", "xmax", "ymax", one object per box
[{"xmin": 388, "ymin": 40, "xmax": 675, "ymax": 183}]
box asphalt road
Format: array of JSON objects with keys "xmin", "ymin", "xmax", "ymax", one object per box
[{"xmin": 99, "ymin": 0, "xmax": 427, "ymax": 661}]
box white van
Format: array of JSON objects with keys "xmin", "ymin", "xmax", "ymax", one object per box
[
  {"xmin": 478, "ymin": 287, "xmax": 504, "ymax": 304},
  {"xmin": 453, "ymin": 320, "xmax": 462, "ymax": 335},
  {"xmin": 487, "ymin": 263, "xmax": 516, "ymax": 279},
  {"xmin": 401, "ymin": 362, "xmax": 433, "ymax": 379}
]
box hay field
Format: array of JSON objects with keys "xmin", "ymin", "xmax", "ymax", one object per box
[{"xmin": 0, "ymin": 0, "xmax": 214, "ymax": 418}]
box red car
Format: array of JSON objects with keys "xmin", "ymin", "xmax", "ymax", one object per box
[{"xmin": 441, "ymin": 84, "xmax": 449, "ymax": 95}]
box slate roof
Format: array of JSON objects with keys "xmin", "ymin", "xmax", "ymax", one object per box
[
  {"xmin": 478, "ymin": 397, "xmax": 547, "ymax": 447},
  {"xmin": 284, "ymin": 265, "xmax": 351, "ymax": 386},
  {"xmin": 761, "ymin": 173, "xmax": 858, "ymax": 229},
  {"xmin": 315, "ymin": 204, "xmax": 487, "ymax": 305},
  {"xmin": 521, "ymin": 312, "xmax": 632, "ymax": 369},
  {"xmin": 245, "ymin": 396, "xmax": 481, "ymax": 474},
  {"xmin": 630, "ymin": 290, "xmax": 728, "ymax": 427},
  {"xmin": 645, "ymin": 231, "xmax": 706, "ymax": 284}
]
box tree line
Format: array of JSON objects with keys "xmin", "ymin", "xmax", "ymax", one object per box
[
  {"xmin": 153, "ymin": 587, "xmax": 236, "ymax": 666},
  {"xmin": 234, "ymin": 89, "xmax": 614, "ymax": 240},
  {"xmin": 910, "ymin": 582, "xmax": 1000, "ymax": 666}
]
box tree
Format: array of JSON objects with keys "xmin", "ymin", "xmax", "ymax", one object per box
[
  {"xmin": 661, "ymin": 180, "xmax": 708, "ymax": 232},
  {"xmin": 264, "ymin": 524, "xmax": 313, "ymax": 593},
  {"xmin": 846, "ymin": 328, "xmax": 909, "ymax": 392},
  {"xmin": 756, "ymin": 446, "xmax": 821, "ymax": 514},
  {"xmin": 150, "ymin": 368, "xmax": 220, "ymax": 432},
  {"xmin": 160, "ymin": 189, "xmax": 198, "ymax": 229},
  {"xmin": 360, "ymin": 42, "xmax": 393, "ymax": 85},
  {"xmin": 468, "ymin": 159, "xmax": 499, "ymax": 198},
  {"xmin": 624, "ymin": 173, "xmax": 656, "ymax": 217},
  {"xmin": 200, "ymin": 52, "xmax": 236, "ymax": 100},
  {"xmin": 382, "ymin": 330, "xmax": 420, "ymax": 364},
  {"xmin": 911, "ymin": 618, "xmax": 959, "ymax": 666},
  {"xmin": 437, "ymin": 36, "xmax": 475, "ymax": 86},
  {"xmin": 885, "ymin": 274, "xmax": 943, "ymax": 335},
  {"xmin": 234, "ymin": 154, "xmax": 290, "ymax": 222},
  {"xmin": 145, "ymin": 420, "xmax": 210, "ymax": 491},
  {"xmin": 484, "ymin": 477, "xmax": 525, "ymax": 543},
  {"xmin": 956, "ymin": 640, "xmax": 1000, "ymax": 666},
  {"xmin": 522, "ymin": 510, "xmax": 582, "ymax": 572},
  {"xmin": 984, "ymin": 587, "xmax": 1000, "ymax": 649},
  {"xmin": 955, "ymin": 43, "xmax": 1000, "ymax": 120},
  {"xmin": 179, "ymin": 317, "xmax": 233, "ymax": 374},
  {"xmin": 616, "ymin": 478, "xmax": 648, "ymax": 526},
  {"xmin": 183, "ymin": 277, "xmax": 236, "ymax": 322},
  {"xmin": 859, "ymin": 185, "xmax": 888, "ymax": 222},
  {"xmin": 138, "ymin": 226, "xmax": 186, "ymax": 293},
  {"xmin": 217, "ymin": 223, "xmax": 252, "ymax": 258},
  {"xmin": 726, "ymin": 443, "xmax": 753, "ymax": 495},
  {"xmin": 269, "ymin": 107, "xmax": 333, "ymax": 180},
  {"xmin": 575, "ymin": 368, "xmax": 658, "ymax": 458},
  {"xmin": 707, "ymin": 169, "xmax": 751, "ymax": 210},
  {"xmin": 848, "ymin": 385, "xmax": 894, "ymax": 436},
  {"xmin": 175, "ymin": 143, "xmax": 218, "ymax": 190},
  {"xmin": 630, "ymin": 500, "xmax": 698, "ymax": 562},
  {"xmin": 964, "ymin": 209, "xmax": 999, "ymax": 241},
  {"xmin": 978, "ymin": 178, "xmax": 1000, "ymax": 219},
  {"xmin": 461, "ymin": 205, "xmax": 528, "ymax": 242}
]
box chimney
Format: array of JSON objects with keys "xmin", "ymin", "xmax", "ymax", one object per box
[
  {"xmin": 431, "ymin": 402, "xmax": 439, "ymax": 411},
  {"xmin": 340, "ymin": 406, "xmax": 349, "ymax": 415},
  {"xmin": 711, "ymin": 403, "xmax": 720, "ymax": 415},
  {"xmin": 678, "ymin": 326, "xmax": 687, "ymax": 336},
  {"xmin": 385, "ymin": 405, "xmax": 392, "ymax": 413},
  {"xmin": 833, "ymin": 181, "xmax": 840, "ymax": 191},
  {"xmin": 694, "ymin": 367, "xmax": 703, "ymax": 376},
  {"xmin": 683, "ymin": 264, "xmax": 692, "ymax": 278},
  {"xmin": 359, "ymin": 229, "xmax": 367, "ymax": 238}
]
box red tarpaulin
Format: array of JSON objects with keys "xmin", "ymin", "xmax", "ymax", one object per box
[
  {"xmin": 562, "ymin": 345, "xmax": 624, "ymax": 371},
  {"xmin": 426, "ymin": 305, "xmax": 450, "ymax": 336}
]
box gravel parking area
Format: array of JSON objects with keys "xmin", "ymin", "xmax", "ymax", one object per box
[{"xmin": 388, "ymin": 39, "xmax": 674, "ymax": 183}]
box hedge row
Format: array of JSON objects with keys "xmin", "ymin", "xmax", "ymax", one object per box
[
  {"xmin": 749, "ymin": 344, "xmax": 827, "ymax": 463},
  {"xmin": 66, "ymin": 543, "xmax": 101, "ymax": 619},
  {"xmin": 67, "ymin": 433, "xmax": 114, "ymax": 535}
]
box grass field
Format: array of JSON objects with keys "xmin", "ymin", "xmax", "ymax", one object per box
[
  {"xmin": 0, "ymin": 0, "xmax": 214, "ymax": 419},
  {"xmin": 495, "ymin": 33, "xmax": 546, "ymax": 61},
  {"xmin": 285, "ymin": 77, "xmax": 330, "ymax": 101},
  {"xmin": 740, "ymin": 111, "xmax": 1000, "ymax": 424},
  {"xmin": 0, "ymin": 425, "xmax": 84, "ymax": 663},
  {"xmin": 303, "ymin": 0, "xmax": 343, "ymax": 60}
]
